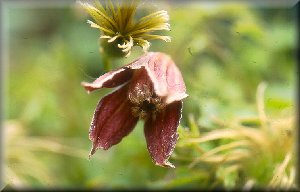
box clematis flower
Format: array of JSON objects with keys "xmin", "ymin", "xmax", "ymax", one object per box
[
  {"xmin": 79, "ymin": 0, "xmax": 171, "ymax": 57},
  {"xmin": 82, "ymin": 52, "xmax": 187, "ymax": 168}
]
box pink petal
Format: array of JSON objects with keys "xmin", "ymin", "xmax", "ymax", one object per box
[
  {"xmin": 89, "ymin": 84, "xmax": 138, "ymax": 156},
  {"xmin": 144, "ymin": 101, "xmax": 182, "ymax": 168},
  {"xmin": 126, "ymin": 52, "xmax": 188, "ymax": 103},
  {"xmin": 81, "ymin": 68, "xmax": 133, "ymax": 93},
  {"xmin": 81, "ymin": 52, "xmax": 187, "ymax": 103}
]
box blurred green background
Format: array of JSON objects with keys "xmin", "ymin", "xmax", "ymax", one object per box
[{"xmin": 3, "ymin": 1, "xmax": 297, "ymax": 190}]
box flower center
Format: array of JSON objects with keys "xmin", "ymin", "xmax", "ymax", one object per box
[
  {"xmin": 129, "ymin": 83, "xmax": 165, "ymax": 120},
  {"xmin": 141, "ymin": 100, "xmax": 156, "ymax": 112}
]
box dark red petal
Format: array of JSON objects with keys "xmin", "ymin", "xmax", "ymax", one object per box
[
  {"xmin": 89, "ymin": 84, "xmax": 138, "ymax": 156},
  {"xmin": 144, "ymin": 101, "xmax": 182, "ymax": 168},
  {"xmin": 81, "ymin": 68, "xmax": 133, "ymax": 93},
  {"xmin": 81, "ymin": 53, "xmax": 151, "ymax": 93}
]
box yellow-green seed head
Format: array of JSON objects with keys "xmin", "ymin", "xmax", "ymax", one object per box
[{"xmin": 79, "ymin": 0, "xmax": 171, "ymax": 58}]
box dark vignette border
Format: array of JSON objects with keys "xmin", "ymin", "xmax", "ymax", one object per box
[{"xmin": 0, "ymin": 0, "xmax": 299, "ymax": 191}]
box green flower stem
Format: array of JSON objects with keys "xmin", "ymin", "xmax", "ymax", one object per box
[{"xmin": 103, "ymin": 54, "xmax": 112, "ymax": 72}]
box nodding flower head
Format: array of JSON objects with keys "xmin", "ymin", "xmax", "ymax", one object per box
[
  {"xmin": 81, "ymin": 52, "xmax": 187, "ymax": 168},
  {"xmin": 79, "ymin": 0, "xmax": 171, "ymax": 58}
]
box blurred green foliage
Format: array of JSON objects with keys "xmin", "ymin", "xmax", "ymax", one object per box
[{"xmin": 3, "ymin": 1, "xmax": 297, "ymax": 190}]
